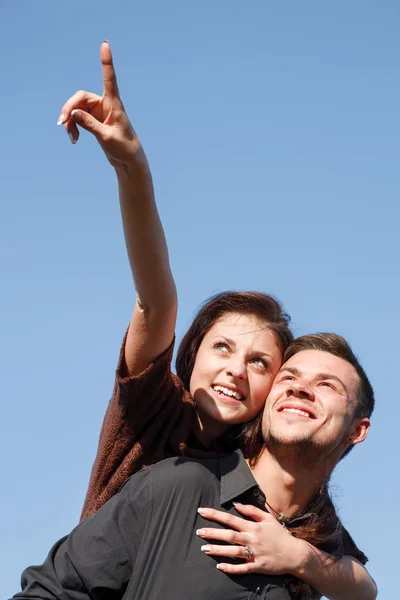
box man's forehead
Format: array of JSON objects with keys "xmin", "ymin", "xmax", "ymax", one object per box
[{"xmin": 281, "ymin": 350, "xmax": 359, "ymax": 389}]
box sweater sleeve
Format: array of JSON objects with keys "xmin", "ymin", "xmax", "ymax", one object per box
[{"xmin": 80, "ymin": 331, "xmax": 193, "ymax": 521}]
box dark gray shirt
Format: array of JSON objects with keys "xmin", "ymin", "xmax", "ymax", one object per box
[{"xmin": 12, "ymin": 451, "xmax": 291, "ymax": 600}]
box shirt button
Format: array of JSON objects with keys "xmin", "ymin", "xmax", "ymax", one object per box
[{"xmin": 252, "ymin": 488, "xmax": 260, "ymax": 497}]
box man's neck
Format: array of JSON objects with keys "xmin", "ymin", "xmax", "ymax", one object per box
[{"xmin": 247, "ymin": 447, "xmax": 331, "ymax": 518}]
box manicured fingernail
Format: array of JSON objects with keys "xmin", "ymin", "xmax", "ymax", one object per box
[
  {"xmin": 196, "ymin": 529, "xmax": 205, "ymax": 536},
  {"xmin": 103, "ymin": 39, "xmax": 110, "ymax": 44},
  {"xmin": 233, "ymin": 502, "xmax": 242, "ymax": 506},
  {"xmin": 201, "ymin": 545, "xmax": 211, "ymax": 552},
  {"xmin": 57, "ymin": 114, "xmax": 65, "ymax": 125},
  {"xmin": 216, "ymin": 564, "xmax": 222, "ymax": 570},
  {"xmin": 197, "ymin": 508, "xmax": 206, "ymax": 514},
  {"xmin": 68, "ymin": 132, "xmax": 76, "ymax": 145}
]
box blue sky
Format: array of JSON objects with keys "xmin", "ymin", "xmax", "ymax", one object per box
[{"xmin": 2, "ymin": 2, "xmax": 398, "ymax": 597}]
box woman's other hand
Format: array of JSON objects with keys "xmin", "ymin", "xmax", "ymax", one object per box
[{"xmin": 196, "ymin": 503, "xmax": 306, "ymax": 576}]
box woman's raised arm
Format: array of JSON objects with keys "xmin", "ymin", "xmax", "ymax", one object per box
[{"xmin": 58, "ymin": 42, "xmax": 177, "ymax": 376}]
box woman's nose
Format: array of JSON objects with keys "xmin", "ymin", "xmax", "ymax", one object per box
[{"xmin": 226, "ymin": 358, "xmax": 246, "ymax": 379}]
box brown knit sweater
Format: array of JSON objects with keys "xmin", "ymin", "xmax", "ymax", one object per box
[
  {"xmin": 79, "ymin": 333, "xmax": 367, "ymax": 565},
  {"xmin": 80, "ymin": 336, "xmax": 218, "ymax": 521}
]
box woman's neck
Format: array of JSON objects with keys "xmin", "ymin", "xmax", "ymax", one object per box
[{"xmin": 194, "ymin": 409, "xmax": 229, "ymax": 448}]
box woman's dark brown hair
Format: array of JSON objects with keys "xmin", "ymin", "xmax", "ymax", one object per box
[{"xmin": 175, "ymin": 291, "xmax": 293, "ymax": 390}]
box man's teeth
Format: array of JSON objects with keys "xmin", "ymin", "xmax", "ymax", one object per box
[
  {"xmin": 213, "ymin": 385, "xmax": 243, "ymax": 401},
  {"xmin": 282, "ymin": 408, "xmax": 311, "ymax": 418}
]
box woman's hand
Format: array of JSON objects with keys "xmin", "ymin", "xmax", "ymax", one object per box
[
  {"xmin": 57, "ymin": 42, "xmax": 147, "ymax": 171},
  {"xmin": 196, "ymin": 503, "xmax": 307, "ymax": 575},
  {"xmin": 57, "ymin": 43, "xmax": 177, "ymax": 378}
]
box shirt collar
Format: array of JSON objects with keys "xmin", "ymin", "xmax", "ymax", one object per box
[
  {"xmin": 219, "ymin": 449, "xmax": 260, "ymax": 505},
  {"xmin": 219, "ymin": 449, "xmax": 317, "ymax": 527}
]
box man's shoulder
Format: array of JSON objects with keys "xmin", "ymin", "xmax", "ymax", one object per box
[
  {"xmin": 148, "ymin": 455, "xmax": 221, "ymax": 481},
  {"xmin": 122, "ymin": 456, "xmax": 221, "ymax": 497}
]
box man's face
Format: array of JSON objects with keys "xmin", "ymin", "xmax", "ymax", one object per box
[{"xmin": 262, "ymin": 350, "xmax": 369, "ymax": 462}]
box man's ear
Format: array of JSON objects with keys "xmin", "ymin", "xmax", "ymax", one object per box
[{"xmin": 348, "ymin": 417, "xmax": 370, "ymax": 447}]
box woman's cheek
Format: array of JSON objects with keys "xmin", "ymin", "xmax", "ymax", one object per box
[{"xmin": 252, "ymin": 379, "xmax": 273, "ymax": 412}]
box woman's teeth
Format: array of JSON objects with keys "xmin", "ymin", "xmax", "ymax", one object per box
[
  {"xmin": 213, "ymin": 385, "xmax": 243, "ymax": 401},
  {"xmin": 282, "ymin": 408, "xmax": 310, "ymax": 418}
]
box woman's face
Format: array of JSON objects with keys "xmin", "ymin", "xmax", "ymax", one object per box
[{"xmin": 189, "ymin": 312, "xmax": 283, "ymax": 442}]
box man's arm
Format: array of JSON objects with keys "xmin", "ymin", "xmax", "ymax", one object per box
[
  {"xmin": 293, "ymin": 546, "xmax": 377, "ymax": 600},
  {"xmin": 11, "ymin": 470, "xmax": 151, "ymax": 599}
]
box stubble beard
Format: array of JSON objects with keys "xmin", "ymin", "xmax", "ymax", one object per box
[{"xmin": 262, "ymin": 424, "xmax": 324, "ymax": 467}]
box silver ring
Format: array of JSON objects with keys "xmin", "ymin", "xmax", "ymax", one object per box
[{"xmin": 244, "ymin": 546, "xmax": 254, "ymax": 561}]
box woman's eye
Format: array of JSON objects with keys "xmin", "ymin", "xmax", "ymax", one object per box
[
  {"xmin": 213, "ymin": 342, "xmax": 229, "ymax": 353},
  {"xmin": 251, "ymin": 358, "xmax": 268, "ymax": 369}
]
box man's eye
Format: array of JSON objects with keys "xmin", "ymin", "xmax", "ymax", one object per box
[
  {"xmin": 281, "ymin": 376, "xmax": 295, "ymax": 382},
  {"xmin": 320, "ymin": 382, "xmax": 335, "ymax": 390}
]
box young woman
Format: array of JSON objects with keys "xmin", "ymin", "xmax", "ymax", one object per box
[{"xmin": 57, "ymin": 42, "xmax": 376, "ymax": 600}]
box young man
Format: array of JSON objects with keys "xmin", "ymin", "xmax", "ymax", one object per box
[{"xmin": 11, "ymin": 333, "xmax": 377, "ymax": 600}]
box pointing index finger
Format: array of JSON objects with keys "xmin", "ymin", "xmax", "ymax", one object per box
[{"xmin": 100, "ymin": 41, "xmax": 119, "ymax": 98}]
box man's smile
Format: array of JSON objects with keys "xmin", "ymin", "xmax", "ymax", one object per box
[{"xmin": 276, "ymin": 401, "xmax": 318, "ymax": 419}]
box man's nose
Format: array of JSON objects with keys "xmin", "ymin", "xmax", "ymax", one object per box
[{"xmin": 286, "ymin": 380, "xmax": 315, "ymax": 400}]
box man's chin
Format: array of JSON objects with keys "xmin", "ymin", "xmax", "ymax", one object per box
[
  {"xmin": 263, "ymin": 429, "xmax": 321, "ymax": 463},
  {"xmin": 264, "ymin": 428, "xmax": 312, "ymax": 444}
]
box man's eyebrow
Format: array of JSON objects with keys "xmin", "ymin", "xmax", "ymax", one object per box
[
  {"xmin": 278, "ymin": 367, "xmax": 348, "ymax": 393},
  {"xmin": 278, "ymin": 366, "xmax": 301, "ymax": 376},
  {"xmin": 315, "ymin": 372, "xmax": 347, "ymax": 392}
]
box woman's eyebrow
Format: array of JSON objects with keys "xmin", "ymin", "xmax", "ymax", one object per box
[
  {"xmin": 252, "ymin": 349, "xmax": 273, "ymax": 360},
  {"xmin": 213, "ymin": 336, "xmax": 273, "ymax": 360},
  {"xmin": 213, "ymin": 335, "xmax": 236, "ymax": 347}
]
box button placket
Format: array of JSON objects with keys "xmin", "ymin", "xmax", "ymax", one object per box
[{"xmin": 252, "ymin": 584, "xmax": 265, "ymax": 599}]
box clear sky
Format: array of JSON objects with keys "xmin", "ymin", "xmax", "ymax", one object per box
[{"xmin": 2, "ymin": 2, "xmax": 398, "ymax": 598}]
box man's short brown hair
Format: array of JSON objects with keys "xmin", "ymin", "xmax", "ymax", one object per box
[{"xmin": 283, "ymin": 332, "xmax": 374, "ymax": 459}]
